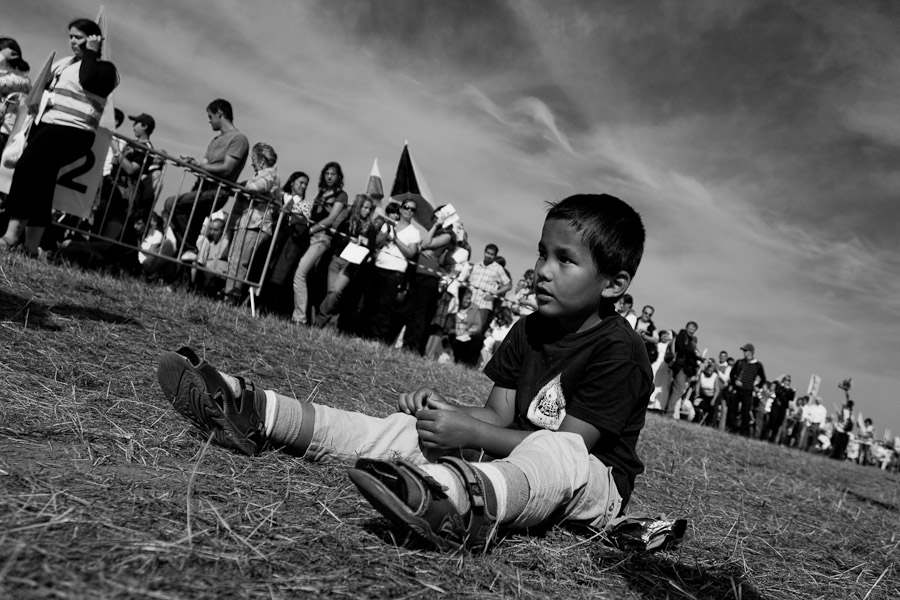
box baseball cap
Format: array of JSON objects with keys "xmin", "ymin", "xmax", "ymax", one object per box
[
  {"xmin": 128, "ymin": 112, "xmax": 156, "ymax": 132},
  {"xmin": 740, "ymin": 343, "xmax": 755, "ymax": 353}
]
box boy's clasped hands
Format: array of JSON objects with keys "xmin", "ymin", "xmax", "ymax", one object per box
[{"xmin": 398, "ymin": 387, "xmax": 480, "ymax": 453}]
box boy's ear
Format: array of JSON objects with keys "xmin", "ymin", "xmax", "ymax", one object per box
[{"xmin": 600, "ymin": 270, "xmax": 632, "ymax": 299}]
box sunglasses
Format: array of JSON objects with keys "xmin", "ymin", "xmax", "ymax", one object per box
[{"xmin": 401, "ymin": 205, "xmax": 415, "ymax": 211}]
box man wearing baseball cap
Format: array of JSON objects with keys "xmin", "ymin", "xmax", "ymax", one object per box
[
  {"xmin": 117, "ymin": 112, "xmax": 162, "ymax": 222},
  {"xmin": 727, "ymin": 343, "xmax": 766, "ymax": 436}
]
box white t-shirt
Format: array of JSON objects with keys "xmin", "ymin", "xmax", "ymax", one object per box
[{"xmin": 375, "ymin": 222, "xmax": 421, "ymax": 272}]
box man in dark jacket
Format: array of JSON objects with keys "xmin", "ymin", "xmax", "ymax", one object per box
[
  {"xmin": 667, "ymin": 321, "xmax": 701, "ymax": 416},
  {"xmin": 728, "ymin": 343, "xmax": 767, "ymax": 436}
]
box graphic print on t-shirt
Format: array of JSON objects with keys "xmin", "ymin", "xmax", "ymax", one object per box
[{"xmin": 526, "ymin": 373, "xmax": 566, "ymax": 431}]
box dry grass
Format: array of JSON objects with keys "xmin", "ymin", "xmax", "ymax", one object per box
[{"xmin": 0, "ymin": 253, "xmax": 897, "ymax": 599}]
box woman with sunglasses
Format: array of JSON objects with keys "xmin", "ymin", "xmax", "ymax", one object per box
[
  {"xmin": 358, "ymin": 199, "xmax": 420, "ymax": 342},
  {"xmin": 1, "ymin": 19, "xmax": 118, "ymax": 254}
]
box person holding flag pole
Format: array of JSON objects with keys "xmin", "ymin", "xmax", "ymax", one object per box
[{"xmin": 0, "ymin": 17, "xmax": 118, "ymax": 255}]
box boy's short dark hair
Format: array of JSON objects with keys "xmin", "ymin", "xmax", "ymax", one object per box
[
  {"xmin": 206, "ymin": 98, "xmax": 234, "ymax": 121},
  {"xmin": 546, "ymin": 193, "xmax": 645, "ymax": 277},
  {"xmin": 485, "ymin": 243, "xmax": 499, "ymax": 254}
]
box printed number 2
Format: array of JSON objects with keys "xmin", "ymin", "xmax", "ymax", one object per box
[{"xmin": 57, "ymin": 150, "xmax": 96, "ymax": 194}]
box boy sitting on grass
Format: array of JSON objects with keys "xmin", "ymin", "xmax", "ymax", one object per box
[{"xmin": 158, "ymin": 193, "xmax": 652, "ymax": 551}]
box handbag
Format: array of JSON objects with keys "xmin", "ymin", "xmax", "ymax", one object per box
[{"xmin": 1, "ymin": 113, "xmax": 33, "ymax": 169}]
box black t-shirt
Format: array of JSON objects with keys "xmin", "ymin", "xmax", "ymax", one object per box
[{"xmin": 483, "ymin": 311, "xmax": 653, "ymax": 506}]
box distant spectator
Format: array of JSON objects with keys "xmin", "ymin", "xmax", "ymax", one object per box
[
  {"xmin": 291, "ymin": 161, "xmax": 348, "ymax": 324},
  {"xmin": 139, "ymin": 213, "xmax": 179, "ymax": 283},
  {"xmin": 667, "ymin": 321, "xmax": 701, "ymax": 416},
  {"xmin": 634, "ymin": 305, "xmax": 657, "ymax": 362},
  {"xmin": 830, "ymin": 394, "xmax": 854, "ymax": 460},
  {"xmin": 693, "ymin": 359, "xmax": 723, "ymax": 426},
  {"xmin": 1, "ymin": 20, "xmax": 118, "ymax": 255},
  {"xmin": 753, "ymin": 381, "xmax": 774, "ymax": 439},
  {"xmin": 263, "ymin": 171, "xmax": 311, "ymax": 315},
  {"xmin": 316, "ymin": 193, "xmax": 376, "ymax": 328},
  {"xmin": 389, "ymin": 204, "xmax": 460, "ymax": 353},
  {"xmin": 762, "ymin": 374, "xmax": 795, "ymax": 442},
  {"xmin": 512, "ymin": 269, "xmax": 537, "ymax": 317},
  {"xmin": 360, "ymin": 197, "xmax": 420, "ymax": 342},
  {"xmin": 449, "ymin": 286, "xmax": 483, "ymax": 367},
  {"xmin": 163, "ymin": 98, "xmax": 249, "ymax": 257},
  {"xmin": 466, "ymin": 243, "xmax": 511, "ymax": 333},
  {"xmin": 857, "ymin": 418, "xmax": 875, "ymax": 465},
  {"xmin": 0, "ymin": 37, "xmax": 31, "ymax": 151},
  {"xmin": 480, "ymin": 306, "xmax": 514, "ymax": 366},
  {"xmin": 799, "ymin": 396, "xmax": 827, "ymax": 451},
  {"xmin": 648, "ymin": 329, "xmax": 673, "ymax": 411},
  {"xmin": 192, "ymin": 216, "xmax": 229, "ymax": 295},
  {"xmin": 728, "ymin": 343, "xmax": 766, "ymax": 436},
  {"xmin": 783, "ymin": 396, "xmax": 807, "ymax": 448},
  {"xmin": 223, "ymin": 142, "xmax": 280, "ymax": 303},
  {"xmin": 615, "ymin": 293, "xmax": 637, "ymax": 328},
  {"xmin": 116, "ymin": 112, "xmax": 163, "ymax": 224}
]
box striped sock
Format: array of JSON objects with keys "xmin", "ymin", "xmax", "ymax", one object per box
[{"xmin": 419, "ymin": 461, "xmax": 530, "ymax": 525}]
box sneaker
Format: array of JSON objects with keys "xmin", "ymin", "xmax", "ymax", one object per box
[
  {"xmin": 157, "ymin": 346, "xmax": 268, "ymax": 455},
  {"xmin": 179, "ymin": 250, "xmax": 198, "ymax": 262}
]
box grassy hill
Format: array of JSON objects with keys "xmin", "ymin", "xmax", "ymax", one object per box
[{"xmin": 1, "ymin": 253, "xmax": 897, "ymax": 600}]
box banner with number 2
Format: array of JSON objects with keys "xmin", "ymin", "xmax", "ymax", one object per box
[{"xmin": 52, "ymin": 128, "xmax": 112, "ymax": 220}]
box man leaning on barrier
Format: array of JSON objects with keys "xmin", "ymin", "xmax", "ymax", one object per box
[{"xmin": 162, "ymin": 98, "xmax": 249, "ymax": 259}]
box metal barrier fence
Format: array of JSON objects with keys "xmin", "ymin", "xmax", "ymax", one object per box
[
  {"xmin": 53, "ymin": 131, "xmax": 285, "ymax": 316},
  {"xmin": 48, "ymin": 130, "xmax": 532, "ymax": 321}
]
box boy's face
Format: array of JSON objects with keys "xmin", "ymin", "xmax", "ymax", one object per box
[{"xmin": 534, "ymin": 218, "xmax": 610, "ymax": 333}]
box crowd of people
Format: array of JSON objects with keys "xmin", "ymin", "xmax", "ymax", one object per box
[
  {"xmin": 625, "ymin": 299, "xmax": 900, "ymax": 470},
  {"xmin": 0, "ymin": 24, "xmax": 534, "ymax": 371},
  {"xmin": 1, "ymin": 23, "xmax": 897, "ymax": 473}
]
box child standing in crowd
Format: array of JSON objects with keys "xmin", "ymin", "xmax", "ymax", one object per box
[{"xmin": 157, "ymin": 193, "xmax": 651, "ymax": 551}]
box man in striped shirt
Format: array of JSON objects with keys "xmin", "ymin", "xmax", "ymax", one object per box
[{"xmin": 728, "ymin": 343, "xmax": 767, "ymax": 436}]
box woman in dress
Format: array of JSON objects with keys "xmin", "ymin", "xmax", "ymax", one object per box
[
  {"xmin": 291, "ymin": 161, "xmax": 347, "ymax": 324},
  {"xmin": 315, "ymin": 193, "xmax": 375, "ymax": 327},
  {"xmin": 0, "ymin": 19, "xmax": 118, "ymax": 254},
  {"xmin": 0, "ymin": 37, "xmax": 31, "ymax": 152}
]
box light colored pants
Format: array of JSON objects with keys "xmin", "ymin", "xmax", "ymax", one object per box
[
  {"xmin": 292, "ymin": 239, "xmax": 330, "ymax": 323},
  {"xmin": 316, "ymin": 255, "xmax": 353, "ymax": 325},
  {"xmin": 224, "ymin": 228, "xmax": 271, "ymax": 296},
  {"xmin": 667, "ymin": 370, "xmax": 689, "ymax": 415},
  {"xmin": 303, "ymin": 403, "xmax": 622, "ymax": 529}
]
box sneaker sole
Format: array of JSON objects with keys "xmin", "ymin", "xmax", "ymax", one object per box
[{"xmin": 157, "ymin": 351, "xmax": 236, "ymax": 451}]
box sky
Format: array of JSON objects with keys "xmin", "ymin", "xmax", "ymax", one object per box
[{"xmin": 6, "ymin": 0, "xmax": 899, "ymax": 438}]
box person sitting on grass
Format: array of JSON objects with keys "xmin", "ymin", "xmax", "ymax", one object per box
[{"xmin": 157, "ymin": 193, "xmax": 652, "ymax": 552}]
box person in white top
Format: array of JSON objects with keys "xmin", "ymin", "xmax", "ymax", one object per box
[
  {"xmin": 799, "ymin": 396, "xmax": 827, "ymax": 452},
  {"xmin": 615, "ymin": 294, "xmax": 638, "ymax": 328},
  {"xmin": 360, "ymin": 199, "xmax": 420, "ymax": 343}
]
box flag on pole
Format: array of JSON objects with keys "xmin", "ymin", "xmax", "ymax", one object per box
[
  {"xmin": 389, "ymin": 141, "xmax": 435, "ymax": 227},
  {"xmin": 366, "ymin": 158, "xmax": 384, "ymax": 201},
  {"xmin": 23, "ymin": 52, "xmax": 56, "ymax": 115},
  {"xmin": 96, "ymin": 6, "xmax": 117, "ymax": 130},
  {"xmin": 807, "ymin": 374, "xmax": 821, "ymax": 397}
]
